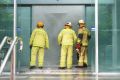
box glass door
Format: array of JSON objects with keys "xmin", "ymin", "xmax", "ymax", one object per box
[
  {"xmin": 32, "ymin": 5, "xmax": 85, "ymax": 68},
  {"xmin": 98, "ymin": 0, "xmax": 120, "ymax": 72}
]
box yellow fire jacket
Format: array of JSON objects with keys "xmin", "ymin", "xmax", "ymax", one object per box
[
  {"xmin": 30, "ymin": 28, "xmax": 49, "ymax": 48},
  {"xmin": 77, "ymin": 27, "xmax": 91, "ymax": 46},
  {"xmin": 58, "ymin": 28, "xmax": 77, "ymax": 46}
]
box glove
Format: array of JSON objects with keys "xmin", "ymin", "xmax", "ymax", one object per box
[{"xmin": 75, "ymin": 43, "xmax": 81, "ymax": 54}]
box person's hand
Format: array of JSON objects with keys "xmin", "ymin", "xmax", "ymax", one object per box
[
  {"xmin": 76, "ymin": 49, "xmax": 80, "ymax": 54},
  {"xmin": 76, "ymin": 49, "xmax": 79, "ymax": 52},
  {"xmin": 30, "ymin": 45, "xmax": 32, "ymax": 49},
  {"xmin": 46, "ymin": 47, "xmax": 48, "ymax": 50},
  {"xmin": 60, "ymin": 44, "xmax": 62, "ymax": 46},
  {"xmin": 45, "ymin": 46, "xmax": 49, "ymax": 49}
]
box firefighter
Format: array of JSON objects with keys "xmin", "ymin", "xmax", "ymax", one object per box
[
  {"xmin": 29, "ymin": 21, "xmax": 49, "ymax": 69},
  {"xmin": 58, "ymin": 22, "xmax": 77, "ymax": 69},
  {"xmin": 75, "ymin": 20, "xmax": 91, "ymax": 68}
]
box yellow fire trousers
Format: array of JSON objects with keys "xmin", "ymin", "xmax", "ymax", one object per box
[
  {"xmin": 60, "ymin": 45, "xmax": 73, "ymax": 68},
  {"xmin": 30, "ymin": 47, "xmax": 44, "ymax": 67},
  {"xmin": 78, "ymin": 46, "xmax": 88, "ymax": 66}
]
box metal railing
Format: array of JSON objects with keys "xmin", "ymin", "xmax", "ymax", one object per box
[
  {"xmin": 0, "ymin": 37, "xmax": 17, "ymax": 75},
  {"xmin": 0, "ymin": 36, "xmax": 12, "ymax": 66},
  {"xmin": 0, "ymin": 36, "xmax": 8, "ymax": 51},
  {"xmin": 0, "ymin": 36, "xmax": 23, "ymax": 80}
]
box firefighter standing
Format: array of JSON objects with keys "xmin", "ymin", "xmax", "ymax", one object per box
[
  {"xmin": 76, "ymin": 20, "xmax": 91, "ymax": 68},
  {"xmin": 58, "ymin": 22, "xmax": 77, "ymax": 69},
  {"xmin": 29, "ymin": 21, "xmax": 49, "ymax": 69}
]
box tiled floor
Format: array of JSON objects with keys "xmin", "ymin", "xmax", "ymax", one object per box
[
  {"xmin": 1, "ymin": 75, "xmax": 120, "ymax": 80},
  {"xmin": 1, "ymin": 68, "xmax": 120, "ymax": 80}
]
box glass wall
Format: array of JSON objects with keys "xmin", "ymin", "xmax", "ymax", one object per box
[
  {"xmin": 17, "ymin": 7, "xmax": 31, "ymax": 70},
  {"xmin": 99, "ymin": 0, "xmax": 120, "ymax": 72},
  {"xmin": 0, "ymin": 0, "xmax": 14, "ymax": 71},
  {"xmin": 86, "ymin": 6, "xmax": 95, "ymax": 71},
  {"xmin": 0, "ymin": 0, "xmax": 14, "ymax": 40},
  {"xmin": 116, "ymin": 0, "xmax": 120, "ymax": 68}
]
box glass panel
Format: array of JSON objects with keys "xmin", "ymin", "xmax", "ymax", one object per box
[
  {"xmin": 0, "ymin": 0, "xmax": 13, "ymax": 40},
  {"xmin": 86, "ymin": 6, "xmax": 95, "ymax": 72},
  {"xmin": 16, "ymin": 7, "xmax": 31, "ymax": 71},
  {"xmin": 116, "ymin": 0, "xmax": 120, "ymax": 69},
  {"xmin": 0, "ymin": 0, "xmax": 14, "ymax": 72},
  {"xmin": 99, "ymin": 0, "xmax": 120, "ymax": 72}
]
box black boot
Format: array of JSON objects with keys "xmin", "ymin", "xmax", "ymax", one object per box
[
  {"xmin": 58, "ymin": 67, "xmax": 66, "ymax": 69},
  {"xmin": 75, "ymin": 65, "xmax": 84, "ymax": 68},
  {"xmin": 83, "ymin": 63, "xmax": 88, "ymax": 67},
  {"xmin": 29, "ymin": 66, "xmax": 36, "ymax": 69},
  {"xmin": 38, "ymin": 67, "xmax": 43, "ymax": 69}
]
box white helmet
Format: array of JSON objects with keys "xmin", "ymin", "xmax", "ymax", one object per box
[
  {"xmin": 78, "ymin": 20, "xmax": 85, "ymax": 24},
  {"xmin": 65, "ymin": 22, "xmax": 72, "ymax": 26}
]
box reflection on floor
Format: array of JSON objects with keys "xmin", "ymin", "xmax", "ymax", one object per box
[
  {"xmin": 19, "ymin": 67, "xmax": 93, "ymax": 75},
  {"xmin": 1, "ymin": 68, "xmax": 120, "ymax": 80}
]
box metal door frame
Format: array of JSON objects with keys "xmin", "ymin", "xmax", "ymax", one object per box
[
  {"xmin": 13, "ymin": 0, "xmax": 99, "ymax": 75},
  {"xmin": 14, "ymin": 2, "xmax": 98, "ymax": 74},
  {"xmin": 95, "ymin": 0, "xmax": 98, "ymax": 74}
]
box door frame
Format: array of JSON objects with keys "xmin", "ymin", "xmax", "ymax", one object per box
[{"xmin": 14, "ymin": 0, "xmax": 99, "ymax": 74}]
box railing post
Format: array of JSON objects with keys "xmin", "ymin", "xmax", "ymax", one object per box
[
  {"xmin": 0, "ymin": 58, "xmax": 2, "ymax": 66},
  {"xmin": 13, "ymin": 0, "xmax": 17, "ymax": 79},
  {"xmin": 95, "ymin": 0, "xmax": 99, "ymax": 74},
  {"xmin": 0, "ymin": 36, "xmax": 7, "ymax": 51},
  {"xmin": 10, "ymin": 50, "xmax": 14, "ymax": 80}
]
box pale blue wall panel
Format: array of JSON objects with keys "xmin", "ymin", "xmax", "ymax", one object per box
[{"xmin": 17, "ymin": 0, "xmax": 95, "ymax": 4}]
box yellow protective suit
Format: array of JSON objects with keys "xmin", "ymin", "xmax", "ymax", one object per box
[
  {"xmin": 77, "ymin": 27, "xmax": 91, "ymax": 66},
  {"xmin": 58, "ymin": 28, "xmax": 77, "ymax": 68},
  {"xmin": 30, "ymin": 28, "xmax": 49, "ymax": 67}
]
